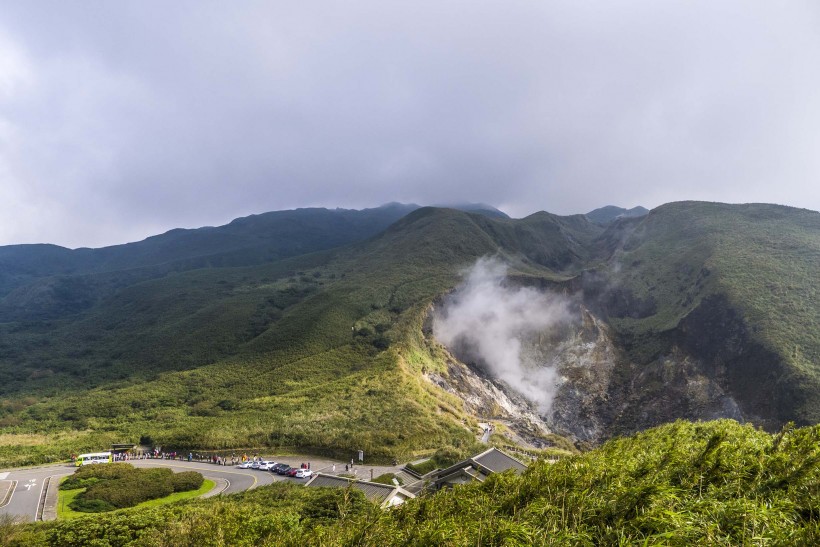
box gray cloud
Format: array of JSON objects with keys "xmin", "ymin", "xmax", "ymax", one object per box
[{"xmin": 1, "ymin": 1, "xmax": 819, "ymax": 247}]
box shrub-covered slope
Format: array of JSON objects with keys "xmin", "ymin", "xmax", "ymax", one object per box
[
  {"xmin": 5, "ymin": 420, "xmax": 820, "ymax": 546},
  {"xmin": 585, "ymin": 202, "xmax": 820, "ymax": 433}
]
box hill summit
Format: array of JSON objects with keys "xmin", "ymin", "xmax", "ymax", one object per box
[{"xmin": 585, "ymin": 204, "xmax": 649, "ymax": 224}]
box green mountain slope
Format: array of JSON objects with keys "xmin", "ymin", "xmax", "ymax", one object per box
[
  {"xmin": 0, "ymin": 207, "xmax": 601, "ymax": 465},
  {"xmin": 0, "ymin": 204, "xmax": 419, "ymax": 319},
  {"xmin": 0, "ymin": 201, "xmax": 818, "ymax": 468},
  {"xmin": 585, "ymin": 202, "xmax": 820, "ymax": 430}
]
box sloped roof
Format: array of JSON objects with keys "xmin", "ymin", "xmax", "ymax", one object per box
[
  {"xmin": 436, "ymin": 466, "xmax": 490, "ymax": 486},
  {"xmin": 472, "ymin": 447, "xmax": 528, "ymax": 474},
  {"xmin": 305, "ymin": 474, "xmax": 414, "ymax": 505},
  {"xmin": 434, "ymin": 447, "xmax": 528, "ymax": 488}
]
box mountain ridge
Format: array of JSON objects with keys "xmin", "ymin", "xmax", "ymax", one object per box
[{"xmin": 0, "ymin": 200, "xmax": 818, "ymax": 467}]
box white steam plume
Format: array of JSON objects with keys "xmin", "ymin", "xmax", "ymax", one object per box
[{"xmin": 433, "ymin": 257, "xmax": 573, "ymax": 414}]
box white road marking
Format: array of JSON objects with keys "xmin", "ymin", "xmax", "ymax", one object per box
[
  {"xmin": 0, "ymin": 472, "xmax": 8, "ymax": 480},
  {"xmin": 0, "ymin": 480, "xmax": 17, "ymax": 508}
]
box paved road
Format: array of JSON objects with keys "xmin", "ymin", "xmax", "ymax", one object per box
[
  {"xmin": 0, "ymin": 465, "xmax": 72, "ymax": 522},
  {"xmin": 0, "ymin": 460, "xmax": 274, "ymax": 522},
  {"xmin": 0, "ymin": 454, "xmax": 403, "ymax": 522}
]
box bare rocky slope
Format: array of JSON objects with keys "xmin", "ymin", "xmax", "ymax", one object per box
[{"xmin": 423, "ymin": 202, "xmax": 820, "ymax": 447}]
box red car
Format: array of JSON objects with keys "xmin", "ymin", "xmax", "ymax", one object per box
[{"xmin": 286, "ymin": 467, "xmax": 300, "ymax": 477}]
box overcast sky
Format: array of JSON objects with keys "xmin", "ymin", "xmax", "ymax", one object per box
[{"xmin": 1, "ymin": 1, "xmax": 819, "ymax": 248}]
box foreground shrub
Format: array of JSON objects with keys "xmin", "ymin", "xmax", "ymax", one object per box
[
  {"xmin": 332, "ymin": 419, "xmax": 820, "ymax": 545},
  {"xmin": 10, "ymin": 420, "xmax": 820, "ymax": 546}
]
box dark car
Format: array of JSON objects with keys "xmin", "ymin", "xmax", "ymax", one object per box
[
  {"xmin": 277, "ymin": 465, "xmax": 293, "ymax": 475},
  {"xmin": 271, "ymin": 463, "xmax": 289, "ymax": 474}
]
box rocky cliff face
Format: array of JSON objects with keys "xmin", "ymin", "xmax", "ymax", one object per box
[{"xmin": 427, "ymin": 297, "xmax": 763, "ymax": 446}]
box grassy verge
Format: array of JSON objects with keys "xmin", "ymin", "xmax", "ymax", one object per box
[
  {"xmin": 134, "ymin": 479, "xmax": 215, "ymax": 509},
  {"xmin": 56, "ymin": 478, "xmax": 215, "ymax": 519}
]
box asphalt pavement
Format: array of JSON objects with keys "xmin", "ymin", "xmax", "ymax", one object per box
[{"xmin": 0, "ymin": 454, "xmax": 404, "ymax": 522}]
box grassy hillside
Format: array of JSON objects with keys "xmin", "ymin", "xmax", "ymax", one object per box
[
  {"xmin": 0, "ymin": 204, "xmax": 419, "ymax": 317},
  {"xmin": 0, "ymin": 202, "xmax": 819, "ymax": 467},
  {"xmin": 591, "ymin": 202, "xmax": 820, "ymax": 428},
  {"xmin": 5, "ymin": 420, "xmax": 820, "ymax": 545},
  {"xmin": 0, "ymin": 207, "xmax": 597, "ymax": 465}
]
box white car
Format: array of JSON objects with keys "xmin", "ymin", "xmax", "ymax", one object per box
[
  {"xmin": 258, "ymin": 461, "xmax": 277, "ymax": 471},
  {"xmin": 237, "ymin": 462, "xmax": 252, "ymax": 469},
  {"xmin": 294, "ymin": 468, "xmax": 313, "ymax": 479}
]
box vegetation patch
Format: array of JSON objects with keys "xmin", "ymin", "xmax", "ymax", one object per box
[
  {"xmin": 405, "ymin": 459, "xmax": 437, "ymax": 476},
  {"xmin": 59, "ymin": 463, "xmax": 205, "ymax": 513},
  {"xmin": 371, "ymin": 473, "xmax": 402, "ymax": 486},
  {"xmin": 7, "ymin": 420, "xmax": 820, "ymax": 545}
]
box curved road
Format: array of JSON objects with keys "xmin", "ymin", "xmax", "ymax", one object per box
[
  {"xmin": 0, "ymin": 455, "xmax": 401, "ymax": 522},
  {"xmin": 0, "ymin": 460, "xmax": 276, "ymax": 522}
]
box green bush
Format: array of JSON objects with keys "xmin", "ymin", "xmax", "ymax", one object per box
[
  {"xmin": 67, "ymin": 497, "xmax": 115, "ymax": 513},
  {"xmin": 80, "ymin": 468, "xmax": 175, "ymax": 509},
  {"xmin": 405, "ymin": 459, "xmax": 438, "ymax": 475},
  {"xmin": 63, "ymin": 464, "xmax": 205, "ymax": 512},
  {"xmin": 372, "ymin": 472, "xmax": 402, "ymax": 485},
  {"xmin": 301, "ymin": 488, "xmax": 368, "ymax": 522},
  {"xmin": 60, "ymin": 462, "xmax": 135, "ymax": 490},
  {"xmin": 15, "ymin": 421, "xmax": 820, "ymax": 545},
  {"xmin": 172, "ymin": 471, "xmax": 205, "ymax": 492}
]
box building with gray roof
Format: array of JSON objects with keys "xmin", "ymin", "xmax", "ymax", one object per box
[
  {"xmin": 304, "ymin": 473, "xmax": 416, "ymax": 508},
  {"xmin": 432, "ymin": 447, "xmax": 528, "ymax": 490}
]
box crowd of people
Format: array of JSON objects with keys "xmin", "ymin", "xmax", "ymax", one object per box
[{"xmin": 72, "ymin": 449, "xmax": 331, "ymax": 472}]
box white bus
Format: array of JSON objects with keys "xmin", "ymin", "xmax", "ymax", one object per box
[{"xmin": 75, "ymin": 452, "xmax": 113, "ymax": 467}]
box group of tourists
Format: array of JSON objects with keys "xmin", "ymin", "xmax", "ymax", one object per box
[{"xmin": 178, "ymin": 452, "xmax": 247, "ymax": 465}]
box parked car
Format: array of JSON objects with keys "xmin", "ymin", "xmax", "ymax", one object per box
[
  {"xmin": 237, "ymin": 462, "xmax": 252, "ymax": 469},
  {"xmin": 286, "ymin": 467, "xmax": 300, "ymax": 477},
  {"xmin": 295, "ymin": 469, "xmax": 313, "ymax": 479},
  {"xmin": 250, "ymin": 461, "xmax": 261, "ymax": 470},
  {"xmin": 271, "ymin": 463, "xmax": 289, "ymax": 474},
  {"xmin": 258, "ymin": 461, "xmax": 276, "ymax": 471}
]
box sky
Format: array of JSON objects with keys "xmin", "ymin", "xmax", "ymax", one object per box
[{"xmin": 1, "ymin": 1, "xmax": 819, "ymax": 248}]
